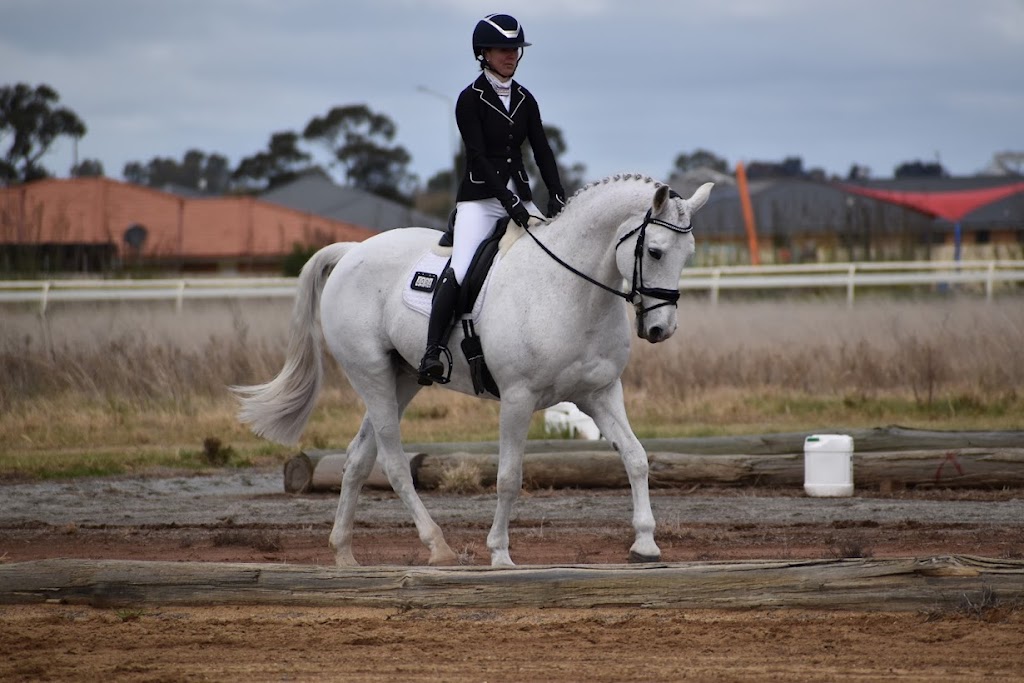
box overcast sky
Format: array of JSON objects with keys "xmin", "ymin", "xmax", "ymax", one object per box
[{"xmin": 3, "ymin": 0, "xmax": 1022, "ymax": 187}]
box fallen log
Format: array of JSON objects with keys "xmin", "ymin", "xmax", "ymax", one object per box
[
  {"xmin": 283, "ymin": 451, "xmax": 425, "ymax": 494},
  {"xmin": 288, "ymin": 447, "xmax": 1024, "ymax": 492},
  {"xmin": 403, "ymin": 427, "xmax": 1024, "ymax": 456},
  {"xmin": 1, "ymin": 556, "xmax": 1020, "ymax": 611},
  {"xmin": 647, "ymin": 448, "xmax": 1024, "ymax": 489}
]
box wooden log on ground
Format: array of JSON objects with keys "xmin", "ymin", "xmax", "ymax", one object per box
[
  {"xmin": 282, "ymin": 453, "xmax": 317, "ymax": 493},
  {"xmin": 648, "ymin": 448, "xmax": 1024, "ymax": 489},
  {"xmin": 402, "ymin": 427, "xmax": 1024, "ymax": 457},
  {"xmin": 1, "ymin": 556, "xmax": 1021, "ymax": 611},
  {"xmin": 292, "ymin": 447, "xmax": 1024, "ymax": 492},
  {"xmin": 283, "ymin": 452, "xmax": 424, "ymax": 493}
]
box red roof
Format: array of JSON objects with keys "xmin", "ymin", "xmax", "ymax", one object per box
[{"xmin": 0, "ymin": 177, "xmax": 376, "ymax": 259}]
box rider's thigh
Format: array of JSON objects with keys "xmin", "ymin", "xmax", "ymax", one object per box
[{"xmin": 450, "ymin": 199, "xmax": 505, "ymax": 283}]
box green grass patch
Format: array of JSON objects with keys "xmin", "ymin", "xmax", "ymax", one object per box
[{"xmin": 0, "ymin": 442, "xmax": 293, "ymax": 481}]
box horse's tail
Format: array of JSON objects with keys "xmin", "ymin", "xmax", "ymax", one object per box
[{"xmin": 230, "ymin": 242, "xmax": 355, "ymax": 445}]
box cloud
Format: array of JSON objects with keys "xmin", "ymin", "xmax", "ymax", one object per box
[
  {"xmin": 417, "ymin": 0, "xmax": 613, "ymax": 18},
  {"xmin": 979, "ymin": 0, "xmax": 1024, "ymax": 45},
  {"xmin": 3, "ymin": 0, "xmax": 1020, "ymax": 183}
]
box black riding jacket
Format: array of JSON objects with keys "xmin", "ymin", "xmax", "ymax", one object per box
[{"xmin": 455, "ymin": 73, "xmax": 564, "ymax": 207}]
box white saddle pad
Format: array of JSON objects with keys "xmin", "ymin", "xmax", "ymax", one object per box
[{"xmin": 402, "ymin": 249, "xmax": 497, "ymax": 322}]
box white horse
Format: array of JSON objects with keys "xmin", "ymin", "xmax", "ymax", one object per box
[{"xmin": 232, "ymin": 173, "xmax": 713, "ymax": 567}]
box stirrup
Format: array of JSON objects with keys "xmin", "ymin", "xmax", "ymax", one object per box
[{"xmin": 417, "ymin": 344, "xmax": 453, "ymax": 386}]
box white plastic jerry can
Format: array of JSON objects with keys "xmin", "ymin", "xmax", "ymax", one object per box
[{"xmin": 803, "ymin": 434, "xmax": 854, "ymax": 497}]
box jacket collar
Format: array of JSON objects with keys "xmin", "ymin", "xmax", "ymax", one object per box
[{"xmin": 472, "ymin": 73, "xmax": 524, "ymax": 123}]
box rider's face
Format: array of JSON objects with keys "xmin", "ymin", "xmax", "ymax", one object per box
[{"xmin": 483, "ymin": 47, "xmax": 520, "ymax": 79}]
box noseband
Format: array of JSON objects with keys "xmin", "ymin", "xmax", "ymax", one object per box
[{"xmin": 520, "ymin": 198, "xmax": 693, "ymax": 332}]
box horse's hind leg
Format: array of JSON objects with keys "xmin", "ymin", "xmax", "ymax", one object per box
[
  {"xmin": 329, "ymin": 412, "xmax": 377, "ymax": 566},
  {"xmin": 340, "ymin": 359, "xmax": 458, "ymax": 566},
  {"xmin": 576, "ymin": 381, "xmax": 661, "ymax": 562}
]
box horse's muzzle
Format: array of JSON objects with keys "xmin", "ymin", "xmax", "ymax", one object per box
[
  {"xmin": 636, "ymin": 316, "xmax": 674, "ymax": 343},
  {"xmin": 633, "ymin": 292, "xmax": 680, "ymax": 344},
  {"xmin": 640, "ymin": 324, "xmax": 675, "ymax": 344}
]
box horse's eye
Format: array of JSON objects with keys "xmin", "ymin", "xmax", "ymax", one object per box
[{"xmin": 648, "ymin": 247, "xmax": 663, "ymax": 261}]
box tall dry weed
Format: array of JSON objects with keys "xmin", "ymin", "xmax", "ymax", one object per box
[
  {"xmin": 625, "ymin": 297, "xmax": 1024, "ymax": 406},
  {"xmin": 0, "ymin": 300, "xmax": 358, "ymax": 412},
  {"xmin": 2, "ymin": 296, "xmax": 1022, "ymax": 440}
]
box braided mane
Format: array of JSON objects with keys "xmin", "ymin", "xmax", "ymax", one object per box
[{"xmin": 564, "ymin": 172, "xmax": 668, "ymax": 208}]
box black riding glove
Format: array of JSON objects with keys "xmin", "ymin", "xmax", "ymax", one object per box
[
  {"xmin": 547, "ymin": 193, "xmax": 566, "ymax": 218},
  {"xmin": 502, "ymin": 194, "xmax": 531, "ymax": 228},
  {"xmin": 509, "ymin": 203, "xmax": 531, "ymax": 228}
]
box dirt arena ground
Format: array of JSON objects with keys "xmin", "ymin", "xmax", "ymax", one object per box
[{"xmin": 3, "ymin": 469, "xmax": 1024, "ymax": 681}]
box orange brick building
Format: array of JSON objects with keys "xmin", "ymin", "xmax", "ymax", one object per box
[{"xmin": 0, "ymin": 178, "xmax": 376, "ymax": 273}]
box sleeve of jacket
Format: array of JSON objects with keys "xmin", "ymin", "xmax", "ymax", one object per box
[
  {"xmin": 524, "ymin": 93, "xmax": 565, "ymax": 200},
  {"xmin": 456, "ymin": 89, "xmax": 517, "ymax": 206}
]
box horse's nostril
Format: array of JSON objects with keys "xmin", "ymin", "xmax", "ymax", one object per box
[{"xmin": 649, "ymin": 326, "xmax": 663, "ymax": 341}]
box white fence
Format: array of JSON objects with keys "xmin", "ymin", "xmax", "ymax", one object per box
[
  {"xmin": 1, "ymin": 260, "xmax": 1023, "ymax": 314},
  {"xmin": 680, "ymin": 259, "xmax": 1024, "ymax": 306},
  {"xmin": 0, "ymin": 277, "xmax": 296, "ymax": 314}
]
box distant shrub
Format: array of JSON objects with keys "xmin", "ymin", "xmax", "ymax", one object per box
[{"xmin": 282, "ymin": 243, "xmax": 320, "ymax": 277}]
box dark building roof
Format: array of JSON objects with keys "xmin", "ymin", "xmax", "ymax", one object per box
[
  {"xmin": 849, "ymin": 176, "xmax": 1024, "ymax": 192},
  {"xmin": 692, "ymin": 176, "xmax": 1024, "ymax": 239},
  {"xmin": 837, "ymin": 181, "xmax": 1024, "ymax": 222},
  {"xmin": 261, "ymin": 173, "xmax": 446, "ymax": 232},
  {"xmin": 840, "ymin": 177, "xmax": 1024, "ymax": 227}
]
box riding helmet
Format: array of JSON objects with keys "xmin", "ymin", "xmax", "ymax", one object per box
[{"xmin": 472, "ymin": 13, "xmax": 531, "ymax": 58}]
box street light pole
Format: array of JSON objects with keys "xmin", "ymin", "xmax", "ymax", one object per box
[{"xmin": 416, "ymin": 85, "xmax": 459, "ymax": 202}]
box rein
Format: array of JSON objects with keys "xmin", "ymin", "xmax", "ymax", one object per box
[{"xmin": 520, "ymin": 203, "xmax": 693, "ymax": 322}]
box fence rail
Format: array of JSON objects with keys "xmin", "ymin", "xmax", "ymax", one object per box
[
  {"xmin": 0, "ymin": 277, "xmax": 296, "ymax": 314},
  {"xmin": 1, "ymin": 260, "xmax": 1023, "ymax": 314},
  {"xmin": 681, "ymin": 259, "xmax": 1024, "ymax": 305}
]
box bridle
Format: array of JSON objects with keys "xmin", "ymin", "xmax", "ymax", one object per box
[{"xmin": 520, "ymin": 194, "xmax": 693, "ymax": 331}]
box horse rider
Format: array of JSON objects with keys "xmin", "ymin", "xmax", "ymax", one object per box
[{"xmin": 417, "ymin": 12, "xmax": 568, "ymax": 385}]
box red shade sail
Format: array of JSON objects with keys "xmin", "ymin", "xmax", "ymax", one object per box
[{"xmin": 836, "ymin": 181, "xmax": 1024, "ymax": 222}]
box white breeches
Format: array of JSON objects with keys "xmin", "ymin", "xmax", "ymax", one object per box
[{"xmin": 450, "ymin": 181, "xmax": 539, "ymax": 284}]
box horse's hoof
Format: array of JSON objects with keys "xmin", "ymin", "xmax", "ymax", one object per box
[
  {"xmin": 428, "ymin": 550, "xmax": 460, "ymax": 566},
  {"xmin": 628, "ymin": 550, "xmax": 662, "ymax": 563},
  {"xmin": 334, "ymin": 553, "xmax": 360, "ymax": 567},
  {"xmin": 490, "ymin": 550, "xmax": 515, "ymax": 567}
]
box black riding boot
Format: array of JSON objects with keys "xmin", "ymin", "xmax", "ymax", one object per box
[{"xmin": 417, "ymin": 270, "xmax": 461, "ymax": 385}]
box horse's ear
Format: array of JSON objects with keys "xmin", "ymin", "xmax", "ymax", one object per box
[
  {"xmin": 687, "ymin": 182, "xmax": 714, "ymax": 213},
  {"xmin": 652, "ymin": 184, "xmax": 671, "ymax": 214}
]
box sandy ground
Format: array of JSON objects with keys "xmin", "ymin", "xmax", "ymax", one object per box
[{"xmin": 3, "ymin": 469, "xmax": 1024, "ymax": 681}]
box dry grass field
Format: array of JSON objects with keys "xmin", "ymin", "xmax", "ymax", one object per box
[{"xmin": 2, "ymin": 294, "xmax": 1022, "ymax": 478}]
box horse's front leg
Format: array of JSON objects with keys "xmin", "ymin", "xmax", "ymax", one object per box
[
  {"xmin": 488, "ymin": 392, "xmax": 534, "ymax": 566},
  {"xmin": 577, "ymin": 381, "xmax": 661, "ymax": 562}
]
